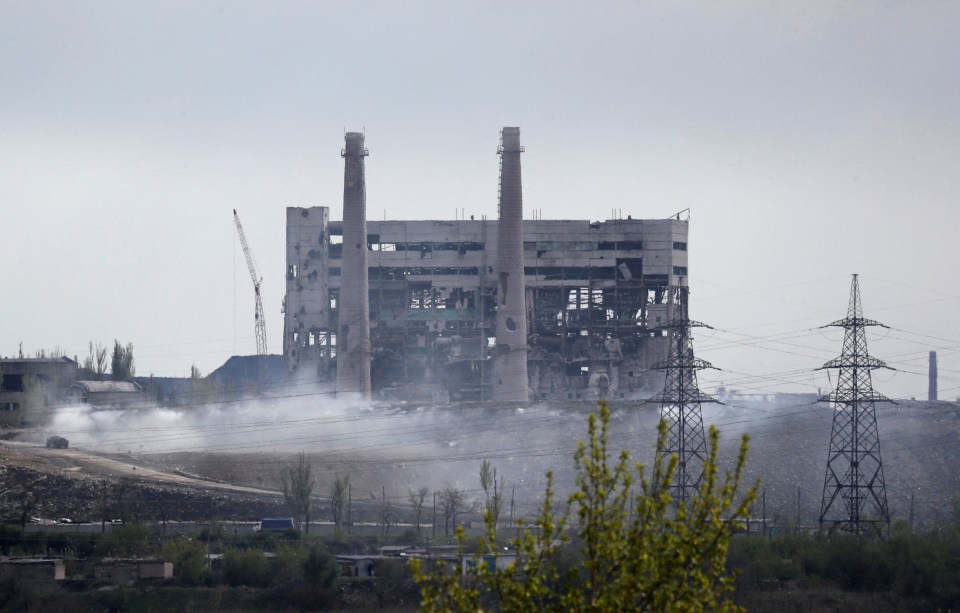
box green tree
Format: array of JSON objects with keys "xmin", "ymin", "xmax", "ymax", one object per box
[
  {"xmin": 271, "ymin": 543, "xmax": 305, "ymax": 586},
  {"xmin": 412, "ymin": 402, "xmax": 758, "ymax": 612},
  {"xmin": 480, "ymin": 460, "xmax": 505, "ymax": 527},
  {"xmin": 480, "ymin": 459, "xmax": 493, "ymax": 499},
  {"xmin": 95, "ymin": 523, "xmax": 152, "ymax": 558},
  {"xmin": 110, "ymin": 340, "xmax": 135, "ymax": 381},
  {"xmin": 303, "ymin": 547, "xmax": 339, "ymax": 588},
  {"xmin": 281, "ymin": 452, "xmax": 315, "ymax": 532},
  {"xmin": 224, "ymin": 548, "xmax": 269, "ymax": 587}
]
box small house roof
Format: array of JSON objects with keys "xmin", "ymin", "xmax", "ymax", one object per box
[{"xmin": 73, "ymin": 381, "xmax": 142, "ymax": 393}]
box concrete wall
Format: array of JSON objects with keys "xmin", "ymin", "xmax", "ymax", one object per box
[
  {"xmin": 0, "ymin": 559, "xmax": 65, "ymax": 593},
  {"xmin": 0, "ymin": 358, "xmax": 78, "ymax": 425},
  {"xmin": 283, "ymin": 206, "xmax": 333, "ymax": 382},
  {"xmin": 93, "ymin": 559, "xmax": 173, "ymax": 585}
]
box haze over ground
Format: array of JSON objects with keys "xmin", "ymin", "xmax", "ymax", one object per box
[{"xmin": 2, "ymin": 2, "xmax": 959, "ymax": 400}]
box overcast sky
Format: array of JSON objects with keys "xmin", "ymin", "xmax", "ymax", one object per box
[{"xmin": 2, "ymin": 1, "xmax": 958, "ymax": 400}]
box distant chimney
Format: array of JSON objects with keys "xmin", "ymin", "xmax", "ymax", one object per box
[
  {"xmin": 337, "ymin": 132, "xmax": 371, "ymax": 398},
  {"xmin": 929, "ymin": 350, "xmax": 938, "ymax": 402},
  {"xmin": 492, "ymin": 127, "xmax": 529, "ymax": 402}
]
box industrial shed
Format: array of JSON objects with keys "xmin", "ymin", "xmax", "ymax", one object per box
[{"xmin": 67, "ymin": 380, "xmax": 145, "ymax": 408}]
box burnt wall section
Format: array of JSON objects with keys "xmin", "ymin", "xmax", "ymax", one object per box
[
  {"xmin": 284, "ymin": 216, "xmax": 688, "ymax": 401},
  {"xmin": 492, "ymin": 128, "xmax": 529, "ymax": 401},
  {"xmin": 337, "ymin": 132, "xmax": 372, "ymax": 398}
]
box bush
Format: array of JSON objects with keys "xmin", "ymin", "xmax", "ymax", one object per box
[
  {"xmin": 413, "ymin": 402, "xmax": 758, "ymax": 612},
  {"xmin": 303, "ymin": 547, "xmax": 338, "ymax": 589},
  {"xmin": 224, "ymin": 548, "xmax": 270, "ymax": 588},
  {"xmin": 95, "ymin": 523, "xmax": 153, "ymax": 558},
  {"xmin": 158, "ymin": 537, "xmax": 209, "ymax": 587},
  {"xmin": 271, "ymin": 544, "xmax": 305, "ymax": 586}
]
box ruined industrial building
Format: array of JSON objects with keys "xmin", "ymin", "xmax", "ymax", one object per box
[{"xmin": 282, "ymin": 128, "xmax": 689, "ymax": 401}]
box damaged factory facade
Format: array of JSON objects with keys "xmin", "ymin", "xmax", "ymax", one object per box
[{"xmin": 283, "ymin": 128, "xmax": 689, "ymax": 402}]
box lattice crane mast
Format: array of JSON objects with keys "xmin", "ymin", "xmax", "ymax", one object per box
[{"xmin": 233, "ymin": 209, "xmax": 268, "ymax": 355}]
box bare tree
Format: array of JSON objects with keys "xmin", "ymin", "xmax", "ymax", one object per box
[
  {"xmin": 94, "ymin": 342, "xmax": 108, "ymax": 378},
  {"xmin": 489, "ymin": 471, "xmax": 506, "ymax": 526},
  {"xmin": 188, "ymin": 364, "xmax": 217, "ymax": 400},
  {"xmin": 439, "ymin": 485, "xmax": 466, "ymax": 537},
  {"xmin": 83, "ymin": 342, "xmax": 109, "ymax": 380},
  {"xmin": 280, "ymin": 452, "xmax": 315, "ymax": 532},
  {"xmin": 34, "ymin": 346, "xmax": 65, "ymax": 359},
  {"xmin": 330, "ymin": 474, "xmax": 350, "ymax": 533},
  {"xmin": 379, "ymin": 488, "xmax": 395, "ymax": 536},
  {"xmin": 408, "ymin": 487, "xmax": 429, "ymax": 537}
]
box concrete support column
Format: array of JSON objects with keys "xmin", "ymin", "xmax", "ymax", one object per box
[
  {"xmin": 337, "ymin": 132, "xmax": 372, "ymax": 398},
  {"xmin": 492, "ymin": 127, "xmax": 529, "ymax": 401}
]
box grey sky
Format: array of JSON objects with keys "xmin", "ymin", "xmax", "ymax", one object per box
[{"xmin": 2, "ymin": 1, "xmax": 958, "ymax": 400}]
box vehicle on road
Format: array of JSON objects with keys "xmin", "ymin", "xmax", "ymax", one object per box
[
  {"xmin": 45, "ymin": 435, "xmax": 69, "ymax": 449},
  {"xmin": 254, "ymin": 518, "xmax": 294, "ymax": 532}
]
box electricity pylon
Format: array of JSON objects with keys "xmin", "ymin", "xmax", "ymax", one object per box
[
  {"xmin": 818, "ymin": 274, "xmax": 891, "ymax": 536},
  {"xmin": 647, "ymin": 306, "xmax": 719, "ymax": 505}
]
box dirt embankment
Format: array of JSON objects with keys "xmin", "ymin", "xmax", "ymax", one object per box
[{"xmin": 0, "ymin": 440, "xmax": 286, "ymax": 524}]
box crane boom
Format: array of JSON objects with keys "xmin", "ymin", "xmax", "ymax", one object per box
[{"xmin": 233, "ymin": 209, "xmax": 268, "ymax": 355}]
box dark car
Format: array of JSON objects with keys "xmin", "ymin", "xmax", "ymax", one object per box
[{"xmin": 45, "ymin": 435, "xmax": 69, "ymax": 449}]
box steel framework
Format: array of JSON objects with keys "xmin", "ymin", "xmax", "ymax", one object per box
[
  {"xmin": 648, "ymin": 300, "xmax": 719, "ymax": 505},
  {"xmin": 818, "ymin": 274, "xmax": 891, "ymax": 535},
  {"xmin": 234, "ymin": 209, "xmax": 268, "ymax": 356}
]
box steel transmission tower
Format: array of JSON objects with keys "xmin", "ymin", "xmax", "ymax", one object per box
[
  {"xmin": 818, "ymin": 274, "xmax": 891, "ymax": 535},
  {"xmin": 648, "ymin": 302, "xmax": 719, "ymax": 505}
]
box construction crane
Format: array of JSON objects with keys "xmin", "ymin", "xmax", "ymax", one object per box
[{"xmin": 233, "ymin": 209, "xmax": 268, "ymax": 355}]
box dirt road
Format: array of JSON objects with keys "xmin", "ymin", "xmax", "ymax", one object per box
[{"xmin": 2, "ymin": 440, "xmax": 279, "ymax": 497}]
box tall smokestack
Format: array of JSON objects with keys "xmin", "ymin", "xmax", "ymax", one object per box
[
  {"xmin": 929, "ymin": 350, "xmax": 938, "ymax": 402},
  {"xmin": 492, "ymin": 127, "xmax": 529, "ymax": 401},
  {"xmin": 337, "ymin": 132, "xmax": 371, "ymax": 398}
]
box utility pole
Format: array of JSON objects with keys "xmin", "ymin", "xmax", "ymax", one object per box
[
  {"xmin": 509, "ymin": 485, "xmax": 515, "ymax": 539},
  {"xmin": 762, "ymin": 489, "xmax": 767, "ymax": 540},
  {"xmin": 796, "ymin": 487, "xmax": 801, "ymax": 535},
  {"xmin": 929, "ymin": 351, "xmax": 938, "ymax": 402},
  {"xmin": 909, "ymin": 492, "xmax": 916, "ymax": 531},
  {"xmin": 818, "ymin": 274, "xmax": 892, "ymax": 536},
  {"xmin": 347, "ymin": 483, "xmax": 352, "ymax": 535},
  {"xmin": 647, "ymin": 290, "xmax": 719, "ymax": 505},
  {"xmin": 432, "ymin": 492, "xmax": 437, "ymax": 539}
]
